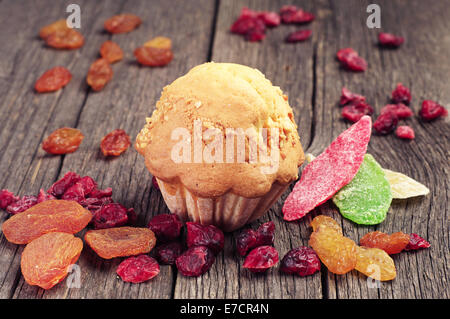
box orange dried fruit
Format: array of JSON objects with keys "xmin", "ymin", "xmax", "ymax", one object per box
[
  {"xmin": 310, "ymin": 215, "xmax": 342, "ymax": 234},
  {"xmin": 134, "ymin": 46, "xmax": 173, "ymax": 67},
  {"xmin": 144, "ymin": 36, "xmax": 172, "ymax": 50},
  {"xmin": 34, "ymin": 66, "xmax": 72, "ymax": 93},
  {"xmin": 100, "ymin": 129, "xmax": 131, "ymax": 156},
  {"xmin": 86, "ymin": 58, "xmax": 113, "ymax": 91},
  {"xmin": 42, "ymin": 127, "xmax": 84, "ymax": 155},
  {"xmin": 85, "ymin": 227, "xmax": 156, "ymax": 259},
  {"xmin": 21, "ymin": 232, "xmax": 83, "ymax": 289},
  {"xmin": 39, "ymin": 19, "xmax": 69, "ymax": 39},
  {"xmin": 45, "ymin": 29, "xmax": 84, "ymax": 50},
  {"xmin": 360, "ymin": 231, "xmax": 410, "ymax": 255},
  {"xmin": 2, "ymin": 200, "xmax": 91, "ymax": 244},
  {"xmin": 100, "ymin": 40, "xmax": 124, "ymax": 64},
  {"xmin": 355, "ymin": 246, "xmax": 396, "ymax": 281},
  {"xmin": 104, "ymin": 14, "xmax": 141, "ymax": 34}
]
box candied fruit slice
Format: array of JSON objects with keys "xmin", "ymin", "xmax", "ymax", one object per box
[
  {"xmin": 100, "ymin": 40, "xmax": 124, "ymax": 64},
  {"xmin": 21, "ymin": 232, "xmax": 83, "ymax": 289},
  {"xmin": 280, "ymin": 247, "xmax": 320, "ymax": 276},
  {"xmin": 186, "ymin": 222, "xmax": 224, "ymax": 255},
  {"xmin": 243, "ymin": 246, "xmax": 279, "ymax": 273},
  {"xmin": 360, "ymin": 231, "xmax": 410, "ymax": 255},
  {"xmin": 134, "ymin": 46, "xmax": 174, "ymax": 67},
  {"xmin": 310, "ymin": 215, "xmax": 342, "ymax": 234},
  {"xmin": 117, "ymin": 255, "xmax": 160, "ymax": 283},
  {"xmin": 100, "ymin": 129, "xmax": 131, "ymax": 156},
  {"xmin": 42, "ymin": 127, "xmax": 84, "ymax": 155},
  {"xmin": 383, "ymin": 168, "xmax": 429, "ymax": 199},
  {"xmin": 144, "ymin": 36, "xmax": 172, "ymax": 50},
  {"xmin": 419, "ymin": 100, "xmax": 448, "ymax": 121},
  {"xmin": 92, "ymin": 203, "xmax": 129, "ymax": 229},
  {"xmin": 104, "ymin": 14, "xmax": 142, "ymax": 34},
  {"xmin": 2, "ymin": 200, "xmax": 91, "ymax": 244},
  {"xmin": 34, "ymin": 66, "xmax": 72, "ymax": 93},
  {"xmin": 155, "ymin": 242, "xmax": 183, "ymax": 265},
  {"xmin": 405, "ymin": 233, "xmax": 430, "ymax": 251},
  {"xmin": 391, "ymin": 83, "xmax": 411, "ymax": 105},
  {"xmin": 355, "ymin": 246, "xmax": 396, "ymax": 281},
  {"xmin": 395, "ymin": 125, "xmax": 415, "ymax": 140},
  {"xmin": 85, "ymin": 227, "xmax": 156, "ymax": 259},
  {"xmin": 148, "ymin": 214, "xmax": 183, "ymax": 242},
  {"xmin": 87, "ymin": 58, "xmax": 113, "ymax": 91},
  {"xmin": 176, "ymin": 246, "xmax": 215, "ymax": 277}
]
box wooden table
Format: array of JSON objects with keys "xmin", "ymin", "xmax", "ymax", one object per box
[{"xmin": 0, "ymin": 0, "xmax": 448, "ymax": 299}]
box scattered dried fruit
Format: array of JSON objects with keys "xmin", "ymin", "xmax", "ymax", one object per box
[
  {"xmin": 186, "ymin": 222, "xmax": 224, "ymax": 255},
  {"xmin": 340, "ymin": 87, "xmax": 366, "ymax": 106},
  {"xmin": 360, "ymin": 231, "xmax": 410, "ymax": 254},
  {"xmin": 419, "ymin": 100, "xmax": 448, "ymax": 121},
  {"xmin": 45, "ymin": 28, "xmax": 84, "ymax": 50},
  {"xmin": 134, "ymin": 46, "xmax": 174, "ymax": 66},
  {"xmin": 342, "ymin": 101, "xmax": 374, "ymax": 122},
  {"xmin": 336, "ymin": 48, "xmax": 367, "ymax": 72},
  {"xmin": 355, "ymin": 246, "xmax": 396, "ymax": 281},
  {"xmin": 100, "ymin": 129, "xmax": 131, "ymax": 156},
  {"xmin": 92, "ymin": 203, "xmax": 129, "ymax": 229},
  {"xmin": 87, "ymin": 58, "xmax": 113, "ymax": 91},
  {"xmin": 383, "ymin": 168, "xmax": 429, "ymax": 199},
  {"xmin": 154, "ymin": 242, "xmax": 183, "ymax": 265},
  {"xmin": 380, "ymin": 103, "xmax": 413, "ymax": 119},
  {"xmin": 373, "ymin": 112, "xmax": 398, "ymax": 134},
  {"xmin": 257, "ymin": 11, "xmax": 281, "ymax": 27},
  {"xmin": 236, "ymin": 221, "xmax": 275, "ymax": 256},
  {"xmin": 405, "ymin": 233, "xmax": 431, "ymax": 251},
  {"xmin": 34, "ymin": 66, "xmax": 72, "ymax": 93},
  {"xmin": 395, "ymin": 125, "xmax": 415, "ymax": 139},
  {"xmin": 42, "ymin": 127, "xmax": 84, "ymax": 155},
  {"xmin": 117, "ymin": 255, "xmax": 160, "ymax": 283},
  {"xmin": 39, "ymin": 19, "xmax": 68, "ymax": 39},
  {"xmin": 21, "ymin": 232, "xmax": 83, "ymax": 289},
  {"xmin": 176, "ymin": 245, "xmax": 215, "ymax": 277},
  {"xmin": 285, "ymin": 29, "xmax": 312, "ymax": 43},
  {"xmin": 280, "ymin": 5, "xmax": 315, "ymax": 24},
  {"xmin": 310, "ymin": 215, "xmax": 342, "ymax": 234},
  {"xmin": 280, "ymin": 247, "xmax": 320, "ymax": 276},
  {"xmin": 100, "ymin": 41, "xmax": 123, "ymax": 64},
  {"xmin": 148, "ymin": 214, "xmax": 183, "ymax": 242},
  {"xmin": 243, "ymin": 246, "xmax": 279, "ymax": 273},
  {"xmin": 378, "ymin": 32, "xmax": 404, "ymax": 48},
  {"xmin": 104, "ymin": 14, "xmax": 142, "ymax": 34},
  {"xmin": 144, "ymin": 36, "xmax": 172, "ymax": 49},
  {"xmin": 85, "ymin": 227, "xmax": 156, "ymax": 259},
  {"xmin": 391, "ymin": 83, "xmax": 411, "ymax": 104}
]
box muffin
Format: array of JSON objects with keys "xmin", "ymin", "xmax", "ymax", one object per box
[{"xmin": 136, "ymin": 62, "xmax": 304, "ymax": 231}]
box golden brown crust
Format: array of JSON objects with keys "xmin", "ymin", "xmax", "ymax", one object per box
[{"xmin": 136, "ymin": 62, "xmax": 304, "ymax": 198}]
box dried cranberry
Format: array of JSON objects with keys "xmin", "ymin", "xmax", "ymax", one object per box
[
  {"xmin": 378, "ymin": 32, "xmax": 404, "ymax": 48},
  {"xmin": 391, "ymin": 83, "xmax": 411, "ymax": 105},
  {"xmin": 236, "ymin": 229, "xmax": 258, "ymax": 256},
  {"xmin": 93, "ymin": 203, "xmax": 128, "ymax": 229},
  {"xmin": 155, "ymin": 242, "xmax": 183, "ymax": 265},
  {"xmin": 186, "ymin": 222, "xmax": 224, "ymax": 255},
  {"xmin": 257, "ymin": 11, "xmax": 280, "ymax": 27},
  {"xmin": 245, "ymin": 28, "xmax": 266, "ymax": 42},
  {"xmin": 342, "ymin": 102, "xmax": 374, "ymax": 122},
  {"xmin": 373, "ymin": 112, "xmax": 398, "ymax": 134},
  {"xmin": 280, "ymin": 6, "xmax": 314, "ymax": 24},
  {"xmin": 148, "ymin": 214, "xmax": 183, "ymax": 242},
  {"xmin": 152, "ymin": 177, "xmax": 160, "ymax": 190},
  {"xmin": 127, "ymin": 208, "xmax": 138, "ymax": 225},
  {"xmin": 0, "ymin": 189, "xmax": 19, "ymax": 209},
  {"xmin": 47, "ymin": 171, "xmax": 81, "ymax": 197},
  {"xmin": 336, "ymin": 48, "xmax": 367, "ymax": 72},
  {"xmin": 243, "ymin": 246, "xmax": 279, "ymax": 273},
  {"xmin": 176, "ymin": 246, "xmax": 215, "ymax": 277},
  {"xmin": 280, "ymin": 247, "xmax": 321, "ymax": 276},
  {"xmin": 286, "ymin": 29, "xmax": 312, "ymax": 43},
  {"xmin": 380, "ymin": 103, "xmax": 413, "ymax": 119},
  {"xmin": 117, "ymin": 255, "xmax": 160, "ymax": 283},
  {"xmin": 80, "ymin": 196, "xmax": 113, "ymax": 212},
  {"xmin": 405, "ymin": 233, "xmax": 430, "ymax": 251},
  {"xmin": 419, "ymin": 100, "xmax": 448, "ymax": 121},
  {"xmin": 256, "ymin": 221, "xmax": 275, "ymax": 246},
  {"xmin": 89, "ymin": 187, "xmax": 113, "ymax": 199},
  {"xmin": 37, "ymin": 189, "xmax": 56, "ymax": 203},
  {"xmin": 6, "ymin": 195, "xmax": 38, "ymax": 215},
  {"xmin": 340, "ymin": 87, "xmax": 365, "ymax": 106},
  {"xmin": 230, "ymin": 7, "xmax": 267, "ymax": 42},
  {"xmin": 62, "ymin": 182, "xmax": 85, "ymax": 203},
  {"xmin": 395, "ymin": 125, "xmax": 415, "ymax": 140}
]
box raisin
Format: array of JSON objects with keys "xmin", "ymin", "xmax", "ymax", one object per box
[
  {"xmin": 355, "ymin": 246, "xmax": 396, "ymax": 281},
  {"xmin": 309, "ymin": 225, "xmax": 357, "ymax": 274},
  {"xmin": 100, "ymin": 129, "xmax": 131, "ymax": 156},
  {"xmin": 380, "ymin": 103, "xmax": 413, "ymax": 119},
  {"xmin": 391, "ymin": 83, "xmax": 411, "ymax": 105},
  {"xmin": 395, "ymin": 125, "xmax": 415, "ymax": 140},
  {"xmin": 236, "ymin": 221, "xmax": 275, "ymax": 256},
  {"xmin": 42, "ymin": 127, "xmax": 84, "ymax": 155},
  {"xmin": 373, "ymin": 112, "xmax": 398, "ymax": 134},
  {"xmin": 144, "ymin": 36, "xmax": 172, "ymax": 50},
  {"xmin": 117, "ymin": 255, "xmax": 160, "ymax": 283},
  {"xmin": 340, "ymin": 87, "xmax": 366, "ymax": 106},
  {"xmin": 404, "ymin": 233, "xmax": 430, "ymax": 251},
  {"xmin": 45, "ymin": 28, "xmax": 84, "ymax": 50},
  {"xmin": 359, "ymin": 231, "xmax": 410, "ymax": 255},
  {"xmin": 104, "ymin": 14, "xmax": 142, "ymax": 34},
  {"xmin": 243, "ymin": 246, "xmax": 279, "ymax": 273},
  {"xmin": 134, "ymin": 47, "xmax": 174, "ymax": 67},
  {"xmin": 34, "ymin": 66, "xmax": 72, "ymax": 93},
  {"xmin": 336, "ymin": 48, "xmax": 367, "ymax": 72},
  {"xmin": 0, "ymin": 189, "xmax": 19, "ymax": 209},
  {"xmin": 186, "ymin": 222, "xmax": 224, "ymax": 255},
  {"xmin": 280, "ymin": 5, "xmax": 315, "ymax": 24},
  {"xmin": 176, "ymin": 246, "xmax": 215, "ymax": 277},
  {"xmin": 6, "ymin": 195, "xmax": 38, "ymax": 215},
  {"xmin": 92, "ymin": 203, "xmax": 129, "ymax": 229},
  {"xmin": 286, "ymin": 29, "xmax": 312, "ymax": 43},
  {"xmin": 154, "ymin": 242, "xmax": 183, "ymax": 265},
  {"xmin": 39, "ymin": 19, "xmax": 68, "ymax": 39},
  {"xmin": 419, "ymin": 100, "xmax": 448, "ymax": 121},
  {"xmin": 2, "ymin": 200, "xmax": 92, "ymax": 244},
  {"xmin": 310, "ymin": 215, "xmax": 342, "ymax": 234},
  {"xmin": 342, "ymin": 102, "xmax": 374, "ymax": 122},
  {"xmin": 85, "ymin": 227, "xmax": 156, "ymax": 259},
  {"xmin": 86, "ymin": 58, "xmax": 113, "ymax": 91},
  {"xmin": 378, "ymin": 32, "xmax": 404, "ymax": 48},
  {"xmin": 21, "ymin": 232, "xmax": 83, "ymax": 290},
  {"xmin": 100, "ymin": 40, "xmax": 123, "ymax": 64},
  {"xmin": 37, "ymin": 189, "xmax": 56, "ymax": 203},
  {"xmin": 280, "ymin": 247, "xmax": 321, "ymax": 276},
  {"xmin": 148, "ymin": 214, "xmax": 183, "ymax": 242},
  {"xmin": 47, "ymin": 172, "xmax": 81, "ymax": 197}
]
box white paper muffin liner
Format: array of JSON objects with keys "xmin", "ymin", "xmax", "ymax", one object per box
[{"xmin": 156, "ymin": 178, "xmax": 288, "ymax": 232}]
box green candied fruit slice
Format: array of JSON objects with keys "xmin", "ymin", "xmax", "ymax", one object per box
[{"xmin": 333, "ymin": 154, "xmax": 392, "ymax": 225}]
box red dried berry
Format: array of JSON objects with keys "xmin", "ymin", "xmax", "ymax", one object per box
[
  {"xmin": 230, "ymin": 8, "xmax": 267, "ymax": 42},
  {"xmin": 127, "ymin": 208, "xmax": 138, "ymax": 225},
  {"xmin": 176, "ymin": 246, "xmax": 215, "ymax": 277},
  {"xmin": 256, "ymin": 221, "xmax": 275, "ymax": 246},
  {"xmin": 236, "ymin": 229, "xmax": 258, "ymax": 256},
  {"xmin": 378, "ymin": 32, "xmax": 404, "ymax": 48},
  {"xmin": 0, "ymin": 189, "xmax": 19, "ymax": 209},
  {"xmin": 155, "ymin": 242, "xmax": 183, "ymax": 265},
  {"xmin": 117, "ymin": 255, "xmax": 160, "ymax": 283},
  {"xmin": 100, "ymin": 129, "xmax": 131, "ymax": 156},
  {"xmin": 80, "ymin": 196, "xmax": 113, "ymax": 212},
  {"xmin": 257, "ymin": 11, "xmax": 280, "ymax": 27},
  {"xmin": 34, "ymin": 66, "xmax": 72, "ymax": 93},
  {"xmin": 373, "ymin": 112, "xmax": 398, "ymax": 134},
  {"xmin": 336, "ymin": 48, "xmax": 367, "ymax": 72},
  {"xmin": 286, "ymin": 29, "xmax": 312, "ymax": 43},
  {"xmin": 280, "ymin": 247, "xmax": 321, "ymax": 276},
  {"xmin": 37, "ymin": 189, "xmax": 56, "ymax": 203},
  {"xmin": 419, "ymin": 100, "xmax": 448, "ymax": 121},
  {"xmin": 245, "ymin": 28, "xmax": 266, "ymax": 42},
  {"xmin": 243, "ymin": 246, "xmax": 279, "ymax": 273},
  {"xmin": 6, "ymin": 195, "xmax": 38, "ymax": 215},
  {"xmin": 62, "ymin": 182, "xmax": 85, "ymax": 203},
  {"xmin": 340, "ymin": 87, "xmax": 366, "ymax": 106},
  {"xmin": 152, "ymin": 177, "xmax": 160, "ymax": 190},
  {"xmin": 391, "ymin": 83, "xmax": 411, "ymax": 105},
  {"xmin": 280, "ymin": 5, "xmax": 314, "ymax": 24},
  {"xmin": 148, "ymin": 214, "xmax": 183, "ymax": 242},
  {"xmin": 405, "ymin": 233, "xmax": 431, "ymax": 251},
  {"xmin": 395, "ymin": 126, "xmax": 415, "ymax": 140},
  {"xmin": 380, "ymin": 103, "xmax": 413, "ymax": 119},
  {"xmin": 93, "ymin": 203, "xmax": 129, "ymax": 229},
  {"xmin": 342, "ymin": 102, "xmax": 374, "ymax": 122},
  {"xmin": 47, "ymin": 172, "xmax": 81, "ymax": 198},
  {"xmin": 186, "ymin": 222, "xmax": 224, "ymax": 255}
]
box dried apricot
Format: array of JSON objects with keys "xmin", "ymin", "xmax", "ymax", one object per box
[
  {"xmin": 39, "ymin": 19, "xmax": 69, "ymax": 39},
  {"xmin": 42, "ymin": 127, "xmax": 84, "ymax": 154},
  {"xmin": 100, "ymin": 129, "xmax": 131, "ymax": 156},
  {"xmin": 85, "ymin": 227, "xmax": 156, "ymax": 259},
  {"xmin": 45, "ymin": 29, "xmax": 84, "ymax": 50},
  {"xmin": 100, "ymin": 41, "xmax": 123, "ymax": 64},
  {"xmin": 35, "ymin": 66, "xmax": 72, "ymax": 93},
  {"xmin": 144, "ymin": 36, "xmax": 172, "ymax": 50},
  {"xmin": 86, "ymin": 58, "xmax": 113, "ymax": 91},
  {"xmin": 355, "ymin": 246, "xmax": 396, "ymax": 281},
  {"xmin": 134, "ymin": 47, "xmax": 173, "ymax": 67},
  {"xmin": 310, "ymin": 215, "xmax": 342, "ymax": 234},
  {"xmin": 21, "ymin": 232, "xmax": 83, "ymax": 289},
  {"xmin": 104, "ymin": 14, "xmax": 141, "ymax": 34},
  {"xmin": 359, "ymin": 231, "xmax": 410, "ymax": 255},
  {"xmin": 2, "ymin": 200, "xmax": 91, "ymax": 244}
]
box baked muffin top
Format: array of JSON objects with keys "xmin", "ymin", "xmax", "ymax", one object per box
[{"xmin": 136, "ymin": 62, "xmax": 304, "ymax": 198}]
